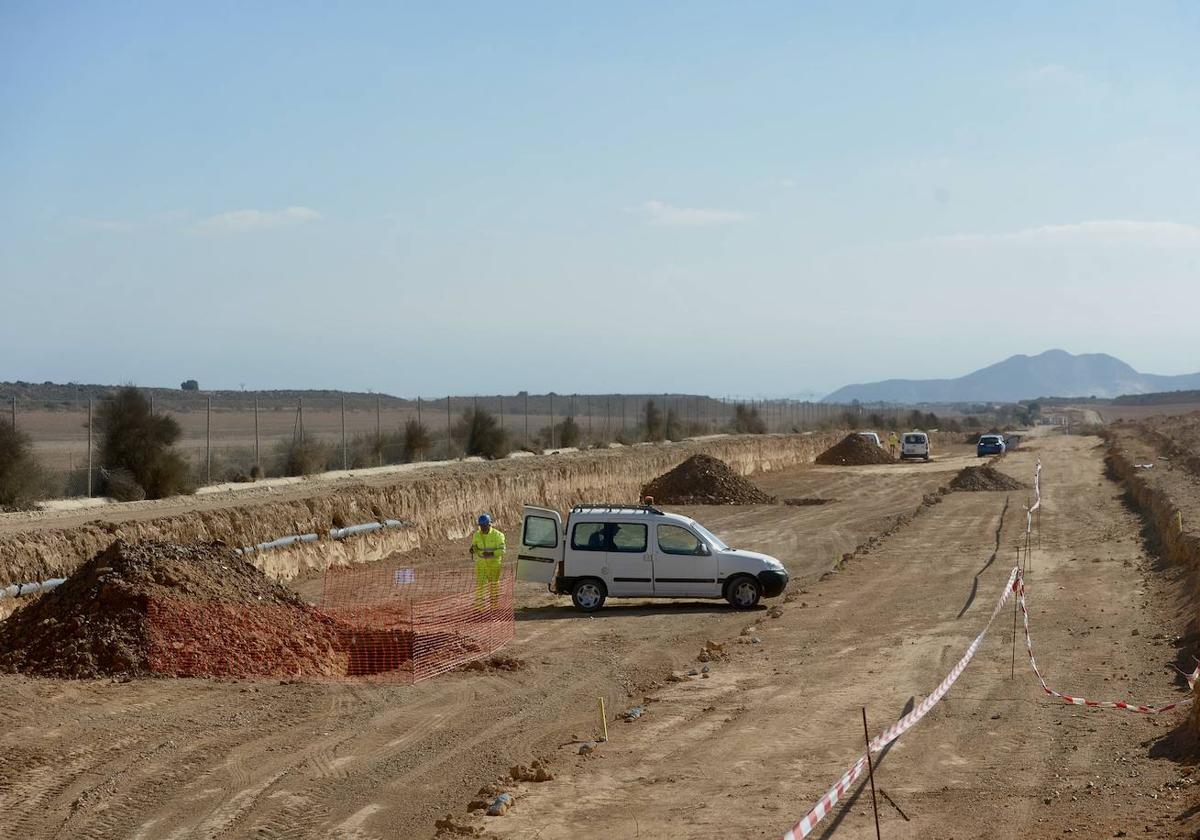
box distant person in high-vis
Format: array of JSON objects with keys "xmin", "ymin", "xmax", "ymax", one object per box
[
  {"xmin": 888, "ymin": 431, "xmax": 899, "ymax": 458},
  {"xmin": 470, "ymin": 513, "xmax": 506, "ymax": 610}
]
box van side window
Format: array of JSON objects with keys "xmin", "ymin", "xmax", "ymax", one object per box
[
  {"xmin": 657, "ymin": 524, "xmax": 702, "ymax": 555},
  {"xmin": 572, "ymin": 522, "xmax": 609, "ymax": 551},
  {"xmin": 523, "ymin": 515, "xmax": 558, "ymax": 548},
  {"xmin": 609, "ymin": 523, "xmax": 647, "ymax": 552}
]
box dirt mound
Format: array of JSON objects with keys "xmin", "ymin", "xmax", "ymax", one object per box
[
  {"xmin": 815, "ymin": 434, "xmax": 896, "ymax": 466},
  {"xmin": 641, "ymin": 454, "xmax": 774, "ymax": 505},
  {"xmin": 949, "ymin": 465, "xmax": 1028, "ymax": 492},
  {"xmin": 0, "ymin": 540, "xmax": 345, "ymax": 679}
]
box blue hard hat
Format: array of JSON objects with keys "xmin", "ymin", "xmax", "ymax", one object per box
[{"xmin": 478, "ymin": 513, "xmax": 491, "ymax": 525}]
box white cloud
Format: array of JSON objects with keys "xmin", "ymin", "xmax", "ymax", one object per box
[
  {"xmin": 936, "ymin": 220, "xmax": 1200, "ymax": 246},
  {"xmin": 633, "ymin": 200, "xmax": 748, "ymax": 228},
  {"xmin": 191, "ymin": 206, "xmax": 321, "ymax": 235}
]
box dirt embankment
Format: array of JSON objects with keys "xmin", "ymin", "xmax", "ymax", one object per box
[
  {"xmin": 0, "ymin": 434, "xmax": 847, "ymax": 585},
  {"xmin": 1106, "ymin": 424, "xmax": 1200, "ymax": 735}
]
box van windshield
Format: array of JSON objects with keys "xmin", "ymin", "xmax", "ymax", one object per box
[{"xmin": 690, "ymin": 522, "xmax": 728, "ymax": 551}]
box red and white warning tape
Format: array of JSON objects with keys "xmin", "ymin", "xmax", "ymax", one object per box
[
  {"xmin": 782, "ymin": 566, "xmax": 1020, "ymax": 840},
  {"xmin": 780, "ymin": 457, "xmax": 1195, "ymax": 839},
  {"xmin": 1017, "ymin": 572, "xmax": 1197, "ymax": 713}
]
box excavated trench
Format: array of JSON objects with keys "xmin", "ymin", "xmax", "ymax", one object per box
[
  {"xmin": 1106, "ymin": 431, "xmax": 1200, "ymax": 735},
  {"xmin": 1, "ymin": 433, "xmax": 897, "ymax": 587}
]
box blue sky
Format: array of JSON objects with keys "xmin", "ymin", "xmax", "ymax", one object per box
[{"xmin": 2, "ymin": 2, "xmax": 1198, "ymax": 397}]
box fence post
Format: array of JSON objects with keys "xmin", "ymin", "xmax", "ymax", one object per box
[
  {"xmin": 524, "ymin": 392, "xmax": 529, "ymax": 448},
  {"xmin": 206, "ymin": 397, "xmax": 212, "ymax": 485},
  {"xmin": 254, "ymin": 397, "xmax": 260, "ymax": 470},
  {"xmin": 376, "ymin": 395, "xmax": 382, "ymax": 466},
  {"xmin": 299, "ymin": 397, "xmax": 304, "ymax": 443},
  {"xmin": 549, "ymin": 393, "xmax": 555, "ymax": 449},
  {"xmin": 446, "ymin": 395, "xmax": 452, "ymax": 459},
  {"xmin": 417, "ymin": 395, "xmax": 422, "ymax": 427},
  {"xmin": 341, "ymin": 396, "xmax": 348, "ymax": 470},
  {"xmin": 10, "ymin": 395, "xmax": 14, "ymax": 429},
  {"xmin": 499, "ymin": 394, "xmax": 504, "ymax": 432},
  {"xmin": 86, "ymin": 398, "xmax": 93, "ymax": 498}
]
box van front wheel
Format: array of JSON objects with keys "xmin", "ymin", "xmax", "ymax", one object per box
[
  {"xmin": 571, "ymin": 578, "xmax": 607, "ymax": 612},
  {"xmin": 725, "ymin": 575, "xmax": 762, "ymax": 609}
]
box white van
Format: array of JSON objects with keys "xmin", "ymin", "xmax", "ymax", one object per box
[
  {"xmin": 900, "ymin": 431, "xmax": 931, "ymax": 461},
  {"xmin": 516, "ymin": 503, "xmax": 789, "ymax": 612}
]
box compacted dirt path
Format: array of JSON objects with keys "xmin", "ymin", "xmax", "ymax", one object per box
[
  {"xmin": 485, "ymin": 435, "xmax": 1198, "ymax": 839},
  {"xmin": 0, "ymin": 435, "xmax": 1193, "ymax": 839}
]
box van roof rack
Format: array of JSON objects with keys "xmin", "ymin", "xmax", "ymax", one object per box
[{"xmin": 570, "ymin": 503, "xmax": 664, "ymax": 515}]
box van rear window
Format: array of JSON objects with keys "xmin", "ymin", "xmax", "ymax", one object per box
[{"xmin": 904, "ymin": 434, "xmax": 926, "ymax": 444}]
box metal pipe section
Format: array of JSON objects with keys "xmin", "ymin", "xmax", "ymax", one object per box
[{"xmin": 1, "ymin": 578, "xmax": 66, "ymax": 600}]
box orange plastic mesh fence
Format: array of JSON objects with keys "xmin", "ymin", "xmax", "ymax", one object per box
[
  {"xmin": 144, "ymin": 562, "xmax": 515, "ymax": 683},
  {"xmin": 320, "ymin": 563, "xmax": 516, "ymax": 683}
]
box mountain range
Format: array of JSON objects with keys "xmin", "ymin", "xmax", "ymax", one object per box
[{"xmin": 824, "ymin": 350, "xmax": 1200, "ymax": 404}]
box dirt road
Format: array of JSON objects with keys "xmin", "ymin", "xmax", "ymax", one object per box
[{"xmin": 0, "ymin": 435, "xmax": 1194, "ymax": 839}]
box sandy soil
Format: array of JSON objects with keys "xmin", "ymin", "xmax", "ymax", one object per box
[{"xmin": 0, "ymin": 435, "xmax": 1195, "ymax": 839}]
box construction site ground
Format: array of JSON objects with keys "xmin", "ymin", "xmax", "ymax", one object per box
[{"xmin": 1, "ymin": 434, "xmax": 1196, "ymax": 839}]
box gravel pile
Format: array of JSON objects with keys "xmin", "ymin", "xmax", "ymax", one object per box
[
  {"xmin": 642, "ymin": 454, "xmax": 775, "ymax": 505},
  {"xmin": 949, "ymin": 465, "xmax": 1028, "ymax": 492},
  {"xmin": 815, "ymin": 434, "xmax": 896, "ymax": 466},
  {"xmin": 0, "ymin": 540, "xmax": 345, "ymax": 679}
]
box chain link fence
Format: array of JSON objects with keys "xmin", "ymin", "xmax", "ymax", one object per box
[{"xmin": 4, "ymin": 389, "xmax": 917, "ymax": 499}]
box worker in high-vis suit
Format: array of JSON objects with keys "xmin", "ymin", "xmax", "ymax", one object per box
[{"xmin": 470, "ymin": 513, "xmax": 506, "ymax": 611}]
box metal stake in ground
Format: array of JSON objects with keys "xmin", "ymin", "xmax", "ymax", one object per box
[
  {"xmin": 862, "ymin": 707, "xmax": 882, "ymax": 840},
  {"xmin": 86, "ymin": 398, "xmax": 93, "ymax": 498},
  {"xmin": 206, "ymin": 396, "xmax": 212, "ymax": 485}
]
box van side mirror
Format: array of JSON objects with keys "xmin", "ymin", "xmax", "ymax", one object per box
[{"xmin": 696, "ymin": 543, "xmax": 711, "ymax": 556}]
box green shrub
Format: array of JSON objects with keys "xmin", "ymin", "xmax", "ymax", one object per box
[
  {"xmin": 274, "ymin": 436, "xmax": 333, "ymax": 476},
  {"xmin": 96, "ymin": 386, "xmax": 191, "ymax": 498},
  {"xmin": 643, "ymin": 400, "xmax": 664, "ymax": 441},
  {"xmin": 452, "ymin": 408, "xmax": 509, "ymax": 459},
  {"xmin": 401, "ymin": 419, "xmax": 432, "ymax": 462},
  {"xmin": 0, "ymin": 423, "xmax": 50, "ymax": 509},
  {"xmin": 730, "ymin": 403, "xmax": 766, "ymax": 434}
]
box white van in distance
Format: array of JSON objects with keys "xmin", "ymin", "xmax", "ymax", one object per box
[
  {"xmin": 516, "ymin": 503, "xmax": 789, "ymax": 612},
  {"xmin": 900, "ymin": 431, "xmax": 931, "ymax": 461}
]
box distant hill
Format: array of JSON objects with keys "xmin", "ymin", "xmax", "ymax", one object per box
[{"xmin": 824, "ymin": 350, "xmax": 1200, "ymax": 405}]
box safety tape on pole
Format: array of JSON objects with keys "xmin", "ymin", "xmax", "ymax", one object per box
[
  {"xmin": 1017, "ymin": 572, "xmax": 1197, "ymax": 713},
  {"xmin": 781, "ymin": 566, "xmax": 1020, "ymax": 840}
]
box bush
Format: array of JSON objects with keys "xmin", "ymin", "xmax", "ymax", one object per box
[
  {"xmin": 664, "ymin": 408, "xmax": 684, "ymax": 441},
  {"xmin": 643, "ymin": 400, "xmax": 664, "ymax": 441},
  {"xmin": 402, "ymin": 419, "xmax": 432, "ymax": 462},
  {"xmin": 96, "ymin": 386, "xmax": 191, "ymax": 498},
  {"xmin": 452, "ymin": 408, "xmax": 509, "ymax": 459},
  {"xmin": 730, "ymin": 403, "xmax": 767, "ymax": 434},
  {"xmin": 0, "ymin": 423, "xmax": 50, "ymax": 509},
  {"xmin": 102, "ymin": 467, "xmax": 146, "ymax": 502},
  {"xmin": 180, "ymin": 379, "xmax": 199, "ymax": 391},
  {"xmin": 274, "ymin": 436, "xmax": 333, "ymax": 476}
]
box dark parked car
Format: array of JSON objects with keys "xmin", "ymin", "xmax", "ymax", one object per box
[{"xmin": 977, "ymin": 434, "xmax": 1006, "ymax": 456}]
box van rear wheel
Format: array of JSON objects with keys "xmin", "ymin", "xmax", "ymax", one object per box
[
  {"xmin": 725, "ymin": 575, "xmax": 762, "ymax": 609},
  {"xmin": 571, "ymin": 578, "xmax": 607, "ymax": 612}
]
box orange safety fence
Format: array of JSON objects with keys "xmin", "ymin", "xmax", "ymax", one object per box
[
  {"xmin": 144, "ymin": 562, "xmax": 516, "ymax": 683},
  {"xmin": 321, "ymin": 563, "xmax": 516, "ymax": 682}
]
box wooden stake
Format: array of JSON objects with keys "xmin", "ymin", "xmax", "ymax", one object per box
[
  {"xmin": 862, "ymin": 707, "xmax": 882, "ymax": 840},
  {"xmin": 599, "ymin": 697, "xmax": 609, "ymax": 743}
]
